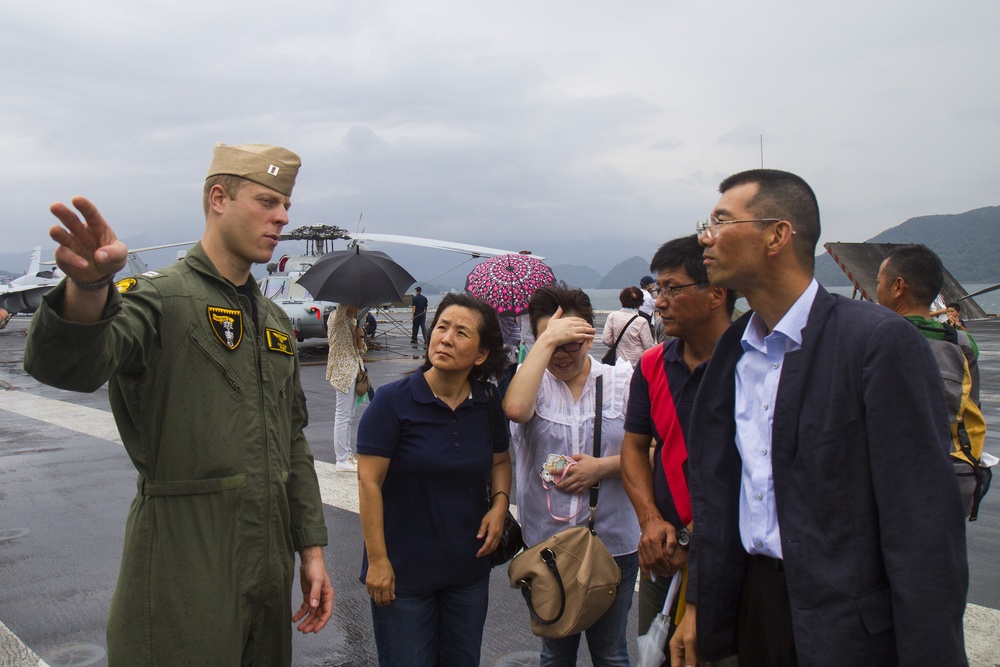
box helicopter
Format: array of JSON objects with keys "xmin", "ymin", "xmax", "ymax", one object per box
[
  {"xmin": 260, "ymin": 225, "xmax": 350, "ymax": 342},
  {"xmin": 262, "ymin": 224, "xmax": 545, "ymax": 342}
]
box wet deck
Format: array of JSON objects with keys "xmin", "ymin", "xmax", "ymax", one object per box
[{"xmin": 2, "ymin": 312, "xmax": 999, "ymax": 666}]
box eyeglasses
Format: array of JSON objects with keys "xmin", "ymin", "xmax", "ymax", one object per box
[
  {"xmin": 656, "ymin": 282, "xmax": 705, "ymax": 298},
  {"xmin": 555, "ymin": 341, "xmax": 585, "ymax": 353},
  {"xmin": 695, "ymin": 215, "xmax": 782, "ymax": 239}
]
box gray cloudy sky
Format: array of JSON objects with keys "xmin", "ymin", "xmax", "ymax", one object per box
[{"xmin": 3, "ymin": 1, "xmax": 998, "ymax": 281}]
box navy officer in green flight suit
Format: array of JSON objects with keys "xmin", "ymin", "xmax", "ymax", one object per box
[{"xmin": 24, "ymin": 143, "xmax": 334, "ymax": 666}]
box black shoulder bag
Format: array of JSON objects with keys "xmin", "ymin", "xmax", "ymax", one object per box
[
  {"xmin": 601, "ymin": 314, "xmax": 640, "ymax": 365},
  {"xmin": 484, "ymin": 382, "xmax": 525, "ymax": 567}
]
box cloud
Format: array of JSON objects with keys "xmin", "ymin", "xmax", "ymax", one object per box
[{"xmin": 1, "ymin": 0, "xmax": 998, "ymax": 278}]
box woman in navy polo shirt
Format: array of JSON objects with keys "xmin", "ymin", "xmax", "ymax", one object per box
[
  {"xmin": 357, "ymin": 292, "xmax": 512, "ymax": 667},
  {"xmin": 504, "ymin": 285, "xmax": 640, "ymax": 667}
]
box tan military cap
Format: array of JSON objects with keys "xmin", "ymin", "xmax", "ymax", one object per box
[{"xmin": 206, "ymin": 142, "xmax": 301, "ymax": 197}]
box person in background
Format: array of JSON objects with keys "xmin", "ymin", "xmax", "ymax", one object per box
[
  {"xmin": 327, "ymin": 302, "xmax": 367, "ymax": 472},
  {"xmin": 947, "ymin": 302, "xmax": 968, "ymax": 330},
  {"xmin": 651, "ymin": 309, "xmax": 668, "ymax": 344},
  {"xmin": 679, "ymin": 168, "xmax": 966, "ymax": 666},
  {"xmin": 619, "ymin": 235, "xmax": 736, "ymax": 667},
  {"xmin": 601, "ymin": 286, "xmax": 654, "ymax": 366},
  {"xmin": 357, "ymin": 292, "xmax": 512, "ymax": 667},
  {"xmin": 878, "ymin": 246, "xmax": 980, "ymax": 403},
  {"xmin": 498, "ymin": 313, "xmax": 522, "ymax": 398},
  {"xmin": 504, "ymin": 284, "xmax": 640, "ymax": 667},
  {"xmin": 638, "ymin": 275, "xmax": 657, "ymax": 328},
  {"xmin": 23, "ymin": 142, "xmax": 333, "ymax": 665},
  {"xmin": 411, "ymin": 285, "xmax": 428, "ymax": 346}
]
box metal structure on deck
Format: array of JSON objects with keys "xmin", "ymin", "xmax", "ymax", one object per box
[{"xmin": 824, "ymin": 242, "xmax": 988, "ymax": 320}]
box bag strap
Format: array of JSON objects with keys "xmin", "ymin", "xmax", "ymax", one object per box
[
  {"xmin": 541, "ymin": 459, "xmax": 588, "ymax": 522},
  {"xmin": 483, "ymin": 382, "xmax": 509, "ymax": 505},
  {"xmin": 587, "ymin": 375, "xmax": 603, "ymax": 532},
  {"xmin": 607, "ymin": 314, "xmax": 640, "ymax": 358},
  {"xmin": 516, "ymin": 547, "xmax": 567, "ymax": 626},
  {"xmin": 483, "ymin": 382, "xmax": 510, "ymax": 447}
]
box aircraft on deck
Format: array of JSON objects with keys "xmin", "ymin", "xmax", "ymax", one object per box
[
  {"xmin": 0, "ymin": 247, "xmax": 63, "ymax": 321},
  {"xmin": 0, "ymin": 242, "xmax": 196, "ymax": 329},
  {"xmin": 263, "ymin": 224, "xmax": 544, "ymax": 341}
]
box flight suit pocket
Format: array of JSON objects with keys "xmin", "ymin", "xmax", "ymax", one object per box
[
  {"xmin": 854, "ymin": 584, "xmax": 893, "ymax": 635},
  {"xmin": 189, "ymin": 327, "xmax": 244, "ymax": 394}
]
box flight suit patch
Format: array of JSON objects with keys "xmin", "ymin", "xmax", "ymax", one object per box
[
  {"xmin": 115, "ymin": 277, "xmax": 137, "ymax": 293},
  {"xmin": 208, "ymin": 306, "xmax": 243, "ymax": 350},
  {"xmin": 265, "ymin": 328, "xmax": 295, "ymax": 355}
]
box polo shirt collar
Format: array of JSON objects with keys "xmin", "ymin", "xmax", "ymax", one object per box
[{"xmin": 410, "ymin": 369, "xmax": 489, "ymax": 405}]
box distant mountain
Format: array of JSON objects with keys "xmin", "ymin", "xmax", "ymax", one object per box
[
  {"xmin": 817, "ymin": 205, "xmax": 1000, "ymax": 287},
  {"xmin": 551, "ymin": 264, "xmax": 602, "ymax": 289},
  {"xmin": 814, "ymin": 254, "xmax": 853, "ymax": 286},
  {"xmin": 597, "ymin": 256, "xmax": 650, "ymax": 289},
  {"xmin": 866, "ymin": 206, "xmax": 1000, "ymax": 282}
]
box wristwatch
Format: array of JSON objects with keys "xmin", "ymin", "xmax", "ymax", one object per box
[{"xmin": 676, "ymin": 527, "xmax": 691, "ymax": 551}]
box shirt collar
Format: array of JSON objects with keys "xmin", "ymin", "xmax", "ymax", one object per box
[
  {"xmin": 411, "ymin": 370, "xmax": 488, "ymax": 405},
  {"xmin": 742, "ymin": 278, "xmax": 819, "ymax": 353}
]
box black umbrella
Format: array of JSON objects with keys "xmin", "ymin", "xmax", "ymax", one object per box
[{"xmin": 296, "ymin": 247, "xmax": 416, "ymax": 309}]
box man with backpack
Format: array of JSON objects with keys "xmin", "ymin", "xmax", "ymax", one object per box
[{"xmin": 877, "ymin": 243, "xmax": 991, "ymax": 520}]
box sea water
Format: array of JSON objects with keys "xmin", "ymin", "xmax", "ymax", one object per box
[
  {"xmin": 582, "ymin": 285, "xmax": 1000, "ymax": 316},
  {"xmin": 421, "ymin": 285, "xmax": 999, "ymax": 318}
]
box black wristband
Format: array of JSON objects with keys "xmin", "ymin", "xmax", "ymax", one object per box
[{"xmin": 70, "ymin": 273, "xmax": 116, "ymax": 291}]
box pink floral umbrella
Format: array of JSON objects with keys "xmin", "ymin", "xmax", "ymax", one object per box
[{"xmin": 465, "ymin": 254, "xmax": 556, "ymax": 316}]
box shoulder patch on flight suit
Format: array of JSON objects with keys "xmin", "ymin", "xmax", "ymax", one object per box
[
  {"xmin": 115, "ymin": 277, "xmax": 138, "ymax": 293},
  {"xmin": 208, "ymin": 306, "xmax": 243, "ymax": 350},
  {"xmin": 265, "ymin": 328, "xmax": 295, "ymax": 355}
]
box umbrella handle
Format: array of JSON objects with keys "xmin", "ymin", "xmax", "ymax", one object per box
[{"xmin": 660, "ymin": 570, "xmax": 683, "ymax": 616}]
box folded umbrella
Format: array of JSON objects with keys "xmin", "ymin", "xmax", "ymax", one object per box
[
  {"xmin": 296, "ymin": 247, "xmax": 416, "ymax": 310},
  {"xmin": 637, "ymin": 570, "xmax": 683, "ymax": 667}
]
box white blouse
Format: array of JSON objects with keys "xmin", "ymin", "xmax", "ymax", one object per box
[{"xmin": 510, "ymin": 356, "xmax": 640, "ymax": 556}]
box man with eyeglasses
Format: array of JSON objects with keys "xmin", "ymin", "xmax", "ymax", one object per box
[
  {"xmin": 620, "ymin": 235, "xmax": 737, "ymax": 666},
  {"xmin": 676, "ymin": 169, "xmax": 967, "ymax": 666}
]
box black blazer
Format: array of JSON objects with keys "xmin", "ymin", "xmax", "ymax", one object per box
[{"xmin": 687, "ymin": 286, "xmax": 969, "ymax": 666}]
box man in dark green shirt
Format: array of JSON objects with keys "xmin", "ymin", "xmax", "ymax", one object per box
[{"xmin": 876, "ymin": 243, "xmax": 981, "ymax": 404}]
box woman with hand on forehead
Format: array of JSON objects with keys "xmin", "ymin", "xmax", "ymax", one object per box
[{"xmin": 503, "ymin": 284, "xmax": 640, "ymax": 667}]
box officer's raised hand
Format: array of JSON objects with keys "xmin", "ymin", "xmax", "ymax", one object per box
[{"xmin": 48, "ymin": 196, "xmax": 129, "ymax": 322}]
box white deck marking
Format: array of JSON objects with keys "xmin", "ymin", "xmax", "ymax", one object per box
[
  {"xmin": 2, "ymin": 389, "xmax": 1000, "ymax": 665},
  {"xmin": 0, "ymin": 620, "xmax": 47, "ymax": 667}
]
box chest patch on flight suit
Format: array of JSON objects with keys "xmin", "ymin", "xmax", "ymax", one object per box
[
  {"xmin": 208, "ymin": 306, "xmax": 243, "ymax": 350},
  {"xmin": 115, "ymin": 277, "xmax": 138, "ymax": 293},
  {"xmin": 265, "ymin": 328, "xmax": 295, "ymax": 355}
]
